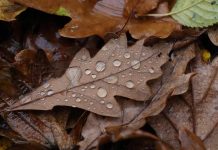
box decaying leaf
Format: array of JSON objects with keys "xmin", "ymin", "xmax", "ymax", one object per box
[
  {"xmin": 0, "ymin": 59, "xmax": 16, "ymax": 96},
  {"xmin": 9, "ymin": 35, "xmax": 172, "ymax": 117},
  {"xmin": 208, "ymin": 26, "xmax": 218, "ymax": 46},
  {"xmin": 11, "ymin": 0, "xmax": 179, "ymax": 39},
  {"xmin": 149, "ymin": 51, "xmax": 218, "ymax": 150},
  {"xmin": 179, "ymin": 128, "xmax": 206, "ymax": 150},
  {"xmin": 0, "ymin": 0, "xmax": 25, "ymax": 21},
  {"xmin": 78, "ymin": 44, "xmax": 195, "ymax": 150},
  {"xmin": 98, "ymin": 127, "xmax": 173, "ymax": 150}
]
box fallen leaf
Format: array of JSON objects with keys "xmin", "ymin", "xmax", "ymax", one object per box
[
  {"xmin": 78, "ymin": 44, "xmax": 194, "ymax": 150},
  {"xmin": 0, "ymin": 0, "xmax": 25, "ymax": 21},
  {"xmin": 98, "ymin": 127, "xmax": 173, "ymax": 150},
  {"xmin": 11, "ymin": 0, "xmax": 179, "ymax": 39},
  {"xmin": 179, "ymin": 128, "xmax": 206, "ymax": 150},
  {"xmin": 208, "ymin": 26, "xmax": 218, "ymax": 46},
  {"xmin": 149, "ymin": 51, "xmax": 218, "ymax": 150},
  {"xmin": 2, "ymin": 111, "xmax": 55, "ymax": 148},
  {"xmin": 0, "ymin": 59, "xmax": 17, "ymax": 96},
  {"xmin": 170, "ymin": 0, "xmax": 218, "ymax": 28},
  {"xmin": 9, "ymin": 34, "xmax": 172, "ymax": 117}
]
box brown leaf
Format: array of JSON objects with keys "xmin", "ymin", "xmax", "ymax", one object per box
[
  {"xmin": 11, "ymin": 0, "xmax": 179, "ymax": 39},
  {"xmin": 208, "ymin": 26, "xmax": 218, "ymax": 46},
  {"xmin": 149, "ymin": 51, "xmax": 218, "ymax": 150},
  {"xmin": 179, "ymin": 128, "xmax": 206, "ymax": 150},
  {"xmin": 9, "ymin": 34, "xmax": 172, "ymax": 117},
  {"xmin": 0, "ymin": 0, "xmax": 26, "ymax": 21},
  {"xmin": 98, "ymin": 127, "xmax": 173, "ymax": 150},
  {"xmin": 0, "ymin": 59, "xmax": 17, "ymax": 96},
  {"xmin": 2, "ymin": 111, "xmax": 55, "ymax": 148},
  {"xmin": 124, "ymin": 0, "xmax": 160, "ymax": 16},
  {"xmin": 78, "ymin": 44, "xmax": 194, "ymax": 150}
]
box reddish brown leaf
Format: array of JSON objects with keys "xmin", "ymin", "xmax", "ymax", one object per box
[
  {"xmin": 98, "ymin": 127, "xmax": 173, "ymax": 150},
  {"xmin": 11, "ymin": 0, "xmax": 179, "ymax": 39}
]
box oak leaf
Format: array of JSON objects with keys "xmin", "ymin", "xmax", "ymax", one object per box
[
  {"xmin": 149, "ymin": 51, "xmax": 218, "ymax": 150},
  {"xmin": 9, "ymin": 35, "xmax": 172, "ymax": 117},
  {"xmin": 10, "ymin": 0, "xmax": 179, "ymax": 39},
  {"xmin": 78, "ymin": 44, "xmax": 194, "ymax": 150}
]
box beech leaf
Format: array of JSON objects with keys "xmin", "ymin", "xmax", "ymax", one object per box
[
  {"xmin": 171, "ymin": 0, "xmax": 218, "ymax": 27},
  {"xmin": 9, "ymin": 35, "xmax": 172, "ymax": 117}
]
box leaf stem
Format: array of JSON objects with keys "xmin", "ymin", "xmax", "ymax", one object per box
[{"xmin": 146, "ymin": 0, "xmax": 205, "ymax": 17}]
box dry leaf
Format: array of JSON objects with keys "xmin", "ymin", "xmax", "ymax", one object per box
[
  {"xmin": 0, "ymin": 0, "xmax": 25, "ymax": 21},
  {"xmin": 208, "ymin": 26, "xmax": 218, "ymax": 46},
  {"xmin": 0, "ymin": 59, "xmax": 17, "ymax": 96},
  {"xmin": 78, "ymin": 44, "xmax": 194, "ymax": 150},
  {"xmin": 11, "ymin": 0, "xmax": 179, "ymax": 39},
  {"xmin": 9, "ymin": 35, "xmax": 172, "ymax": 117},
  {"xmin": 179, "ymin": 128, "xmax": 206, "ymax": 150},
  {"xmin": 2, "ymin": 111, "xmax": 56, "ymax": 148},
  {"xmin": 149, "ymin": 51, "xmax": 218, "ymax": 150},
  {"xmin": 98, "ymin": 127, "xmax": 173, "ymax": 150}
]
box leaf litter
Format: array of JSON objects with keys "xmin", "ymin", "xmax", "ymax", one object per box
[{"xmin": 0, "ymin": 0, "xmax": 218, "ymax": 150}]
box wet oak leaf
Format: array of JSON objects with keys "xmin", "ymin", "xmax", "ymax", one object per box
[
  {"xmin": 78, "ymin": 44, "xmax": 194, "ymax": 150},
  {"xmin": 0, "ymin": 0, "xmax": 26, "ymax": 21},
  {"xmin": 9, "ymin": 35, "xmax": 172, "ymax": 117},
  {"xmin": 149, "ymin": 52, "xmax": 218, "ymax": 150},
  {"xmin": 11, "ymin": 0, "xmax": 178, "ymax": 39}
]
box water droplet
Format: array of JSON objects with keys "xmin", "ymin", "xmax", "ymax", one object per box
[
  {"xmin": 90, "ymin": 85, "xmax": 96, "ymax": 89},
  {"xmin": 148, "ymin": 68, "xmax": 155, "ymax": 73},
  {"xmin": 66, "ymin": 67, "xmax": 82, "ymax": 86},
  {"xmin": 131, "ymin": 60, "xmax": 140, "ymax": 69},
  {"xmin": 106, "ymin": 103, "xmax": 113, "ymax": 109},
  {"xmin": 21, "ymin": 96, "xmax": 32, "ymax": 103},
  {"xmin": 43, "ymin": 83, "xmax": 50, "ymax": 88},
  {"xmin": 96, "ymin": 61, "xmax": 106, "ymax": 72},
  {"xmin": 75, "ymin": 98, "xmax": 81, "ymax": 102},
  {"xmin": 97, "ymin": 88, "xmax": 107, "ymax": 98},
  {"xmin": 124, "ymin": 52, "xmax": 131, "ymax": 59},
  {"xmin": 113, "ymin": 60, "xmax": 122, "ymax": 67},
  {"xmin": 81, "ymin": 88, "xmax": 85, "ymax": 91},
  {"xmin": 84, "ymin": 86, "xmax": 88, "ymax": 89},
  {"xmin": 104, "ymin": 76, "xmax": 118, "ymax": 84},
  {"xmin": 72, "ymin": 94, "xmax": 76, "ymax": 97},
  {"xmin": 91, "ymin": 74, "xmax": 97, "ymax": 79},
  {"xmin": 47, "ymin": 90, "xmax": 54, "ymax": 96},
  {"xmin": 102, "ymin": 46, "xmax": 107, "ymax": 51},
  {"xmin": 64, "ymin": 99, "xmax": 68, "ymax": 102},
  {"xmin": 90, "ymin": 102, "xmax": 94, "ymax": 105},
  {"xmin": 40, "ymin": 91, "xmax": 45, "ymax": 96},
  {"xmin": 85, "ymin": 69, "xmax": 91, "ymax": 75},
  {"xmin": 125, "ymin": 81, "xmax": 135, "ymax": 88},
  {"xmin": 100, "ymin": 100, "xmax": 105, "ymax": 104},
  {"xmin": 81, "ymin": 55, "xmax": 87, "ymax": 60}
]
